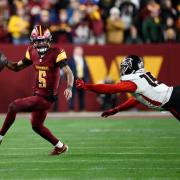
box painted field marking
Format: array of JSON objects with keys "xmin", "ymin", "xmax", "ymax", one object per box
[
  {"xmin": 1, "ymin": 146, "xmax": 180, "ymax": 150},
  {"xmin": 0, "ymin": 152, "xmax": 179, "ymax": 156},
  {"xmin": 0, "ymin": 167, "xmax": 180, "ymax": 172},
  {"xmin": 0, "ymin": 158, "xmax": 180, "ymax": 164}
]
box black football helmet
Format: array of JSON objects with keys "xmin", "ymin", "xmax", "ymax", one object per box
[
  {"xmin": 120, "ymin": 55, "xmax": 144, "ymax": 76},
  {"xmin": 30, "ymin": 25, "xmax": 52, "ymax": 55}
]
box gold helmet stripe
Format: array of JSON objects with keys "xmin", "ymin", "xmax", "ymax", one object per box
[{"xmin": 39, "ymin": 25, "xmax": 42, "ymax": 36}]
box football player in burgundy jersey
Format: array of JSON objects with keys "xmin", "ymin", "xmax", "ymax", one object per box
[
  {"xmin": 76, "ymin": 55, "xmax": 180, "ymax": 121},
  {"xmin": 0, "ymin": 25, "xmax": 74, "ymax": 155}
]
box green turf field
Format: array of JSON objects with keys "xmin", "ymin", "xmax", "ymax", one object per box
[{"xmin": 0, "ymin": 117, "xmax": 180, "ymax": 180}]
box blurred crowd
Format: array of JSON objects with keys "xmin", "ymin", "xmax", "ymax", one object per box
[{"xmin": 0, "ymin": 0, "xmax": 180, "ymax": 45}]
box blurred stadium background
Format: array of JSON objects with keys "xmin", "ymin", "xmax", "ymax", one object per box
[
  {"xmin": 0, "ymin": 0, "xmax": 180, "ymax": 112},
  {"xmin": 0, "ymin": 0, "xmax": 180, "ymax": 179}
]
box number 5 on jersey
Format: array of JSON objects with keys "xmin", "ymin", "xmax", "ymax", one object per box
[{"xmin": 39, "ymin": 70, "xmax": 46, "ymax": 88}]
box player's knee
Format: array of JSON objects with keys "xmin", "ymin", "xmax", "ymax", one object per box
[
  {"xmin": 8, "ymin": 102, "xmax": 17, "ymax": 113},
  {"xmin": 32, "ymin": 125, "xmax": 41, "ymax": 133}
]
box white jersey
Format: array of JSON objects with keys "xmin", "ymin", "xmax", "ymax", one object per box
[{"xmin": 121, "ymin": 72, "xmax": 173, "ymax": 110}]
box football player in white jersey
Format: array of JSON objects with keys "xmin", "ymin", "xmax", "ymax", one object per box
[{"xmin": 76, "ymin": 55, "xmax": 180, "ymax": 121}]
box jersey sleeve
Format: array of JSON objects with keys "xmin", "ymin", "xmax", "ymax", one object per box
[
  {"xmin": 55, "ymin": 49, "xmax": 68, "ymax": 68},
  {"xmin": 22, "ymin": 49, "xmax": 33, "ymax": 65},
  {"xmin": 115, "ymin": 97, "xmax": 139, "ymax": 111},
  {"xmin": 84, "ymin": 80, "xmax": 137, "ymax": 94}
]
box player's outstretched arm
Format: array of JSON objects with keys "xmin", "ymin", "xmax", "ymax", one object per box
[
  {"xmin": 101, "ymin": 97, "xmax": 139, "ymax": 117},
  {"xmin": 6, "ymin": 60, "xmax": 29, "ymax": 72},
  {"xmin": 76, "ymin": 79, "xmax": 137, "ymax": 94},
  {"xmin": 62, "ymin": 65, "xmax": 74, "ymax": 100},
  {"xmin": 0, "ymin": 52, "xmax": 30, "ymax": 72}
]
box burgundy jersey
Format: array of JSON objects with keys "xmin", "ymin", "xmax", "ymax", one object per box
[{"xmin": 23, "ymin": 45, "xmax": 67, "ymax": 97}]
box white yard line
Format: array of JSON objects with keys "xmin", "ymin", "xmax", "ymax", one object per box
[
  {"xmin": 0, "ymin": 159, "xmax": 180, "ymax": 164},
  {"xmin": 0, "ymin": 111, "xmax": 173, "ymax": 119},
  {"xmin": 0, "ymin": 167, "xmax": 180, "ymax": 171},
  {"xmin": 0, "ymin": 156, "xmax": 180, "ymax": 164},
  {"xmin": 0, "ymin": 152, "xmax": 179, "ymax": 156},
  {"xmin": 1, "ymin": 146, "xmax": 180, "ymax": 150}
]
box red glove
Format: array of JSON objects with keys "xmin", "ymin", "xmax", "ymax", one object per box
[
  {"xmin": 75, "ymin": 79, "xmax": 87, "ymax": 90},
  {"xmin": 101, "ymin": 107, "xmax": 119, "ymax": 118}
]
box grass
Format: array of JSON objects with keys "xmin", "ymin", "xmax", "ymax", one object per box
[{"xmin": 0, "ymin": 116, "xmax": 180, "ymax": 180}]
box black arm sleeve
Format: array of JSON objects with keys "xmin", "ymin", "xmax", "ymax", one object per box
[
  {"xmin": 22, "ymin": 57, "xmax": 33, "ymax": 66},
  {"xmin": 56, "ymin": 59, "xmax": 68, "ymax": 68}
]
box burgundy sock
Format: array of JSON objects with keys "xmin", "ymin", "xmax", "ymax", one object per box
[
  {"xmin": 0, "ymin": 111, "xmax": 16, "ymax": 136},
  {"xmin": 35, "ymin": 126, "xmax": 59, "ymax": 145}
]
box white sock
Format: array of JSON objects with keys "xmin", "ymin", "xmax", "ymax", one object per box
[
  {"xmin": 0, "ymin": 135, "xmax": 4, "ymax": 141},
  {"xmin": 55, "ymin": 141, "xmax": 63, "ymax": 148}
]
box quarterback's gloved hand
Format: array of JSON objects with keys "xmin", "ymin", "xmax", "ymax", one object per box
[
  {"xmin": 101, "ymin": 107, "xmax": 119, "ymax": 118},
  {"xmin": 0, "ymin": 52, "xmax": 8, "ymax": 72},
  {"xmin": 75, "ymin": 79, "xmax": 87, "ymax": 90}
]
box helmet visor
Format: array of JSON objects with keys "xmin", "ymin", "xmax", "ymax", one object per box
[
  {"xmin": 120, "ymin": 64, "xmax": 128, "ymax": 76},
  {"xmin": 120, "ymin": 58, "xmax": 133, "ymax": 76}
]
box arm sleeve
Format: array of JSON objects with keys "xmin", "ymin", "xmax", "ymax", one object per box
[
  {"xmin": 22, "ymin": 57, "xmax": 33, "ymax": 66},
  {"xmin": 115, "ymin": 97, "xmax": 139, "ymax": 111},
  {"xmin": 56, "ymin": 59, "xmax": 68, "ymax": 68},
  {"xmin": 85, "ymin": 81, "xmax": 137, "ymax": 94},
  {"xmin": 22, "ymin": 49, "xmax": 32, "ymax": 66}
]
